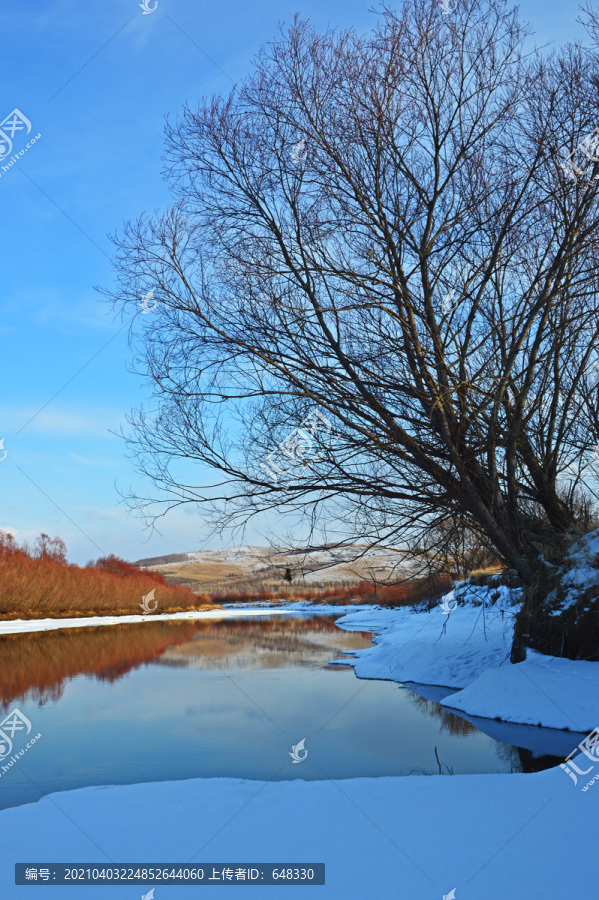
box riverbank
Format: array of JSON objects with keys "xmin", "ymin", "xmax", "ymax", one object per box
[
  {"xmin": 11, "ymin": 580, "xmax": 594, "ymax": 732},
  {"xmin": 0, "ymin": 536, "xmax": 205, "ymax": 620},
  {"xmin": 0, "ymin": 602, "xmax": 371, "ymax": 635},
  {"xmin": 1, "ymin": 594, "xmax": 598, "ymax": 897},
  {"xmin": 1, "ymin": 762, "xmax": 596, "ymax": 899},
  {"xmin": 333, "ymin": 582, "xmax": 599, "ymax": 732}
]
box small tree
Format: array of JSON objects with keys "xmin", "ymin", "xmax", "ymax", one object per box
[
  {"xmin": 0, "ymin": 532, "xmax": 21, "ymax": 558},
  {"xmin": 33, "ymin": 534, "xmax": 67, "ymax": 564}
]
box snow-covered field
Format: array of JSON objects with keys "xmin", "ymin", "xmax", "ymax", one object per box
[
  {"xmin": 2, "ymin": 579, "xmax": 598, "ymax": 898},
  {"xmin": 137, "ymin": 542, "xmax": 419, "ymax": 585}
]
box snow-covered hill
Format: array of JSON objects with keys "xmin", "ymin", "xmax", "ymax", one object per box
[{"xmin": 135, "ymin": 543, "xmax": 421, "ymax": 590}]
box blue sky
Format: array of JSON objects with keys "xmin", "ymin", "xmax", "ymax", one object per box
[{"xmin": 0, "ymin": 0, "xmax": 588, "ymax": 563}]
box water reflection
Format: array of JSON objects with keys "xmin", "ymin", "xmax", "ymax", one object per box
[
  {"xmin": 0, "ymin": 614, "xmax": 361, "ymax": 710},
  {"xmin": 449, "ymin": 709, "xmax": 579, "ymax": 772},
  {"xmin": 403, "ymin": 690, "xmax": 479, "ymax": 737},
  {"xmin": 157, "ymin": 616, "xmax": 370, "ymax": 672},
  {"xmin": 0, "ymin": 620, "xmax": 202, "ymax": 709},
  {"xmin": 397, "ymin": 681, "xmax": 575, "ymax": 766}
]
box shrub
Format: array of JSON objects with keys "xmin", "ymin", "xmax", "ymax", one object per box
[
  {"xmin": 0, "ymin": 532, "xmax": 206, "ymax": 620},
  {"xmin": 92, "ymin": 554, "xmax": 166, "ymax": 584},
  {"xmin": 212, "ymin": 572, "xmax": 453, "ymax": 608},
  {"xmin": 0, "ymin": 532, "xmax": 21, "ymax": 558}
]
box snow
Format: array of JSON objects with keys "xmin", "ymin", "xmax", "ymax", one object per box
[
  {"xmin": 334, "ymin": 584, "xmax": 599, "ymax": 733},
  {"xmin": 538, "ymin": 526, "xmax": 599, "ymax": 612},
  {"xmin": 221, "ymin": 600, "xmax": 371, "ymax": 615},
  {"xmin": 182, "ymin": 544, "xmax": 409, "ymax": 570},
  {"xmin": 444, "ymin": 649, "xmax": 599, "ymax": 732},
  {"xmin": 1, "ymin": 766, "xmax": 597, "ymax": 898},
  {"xmin": 141, "ymin": 543, "xmax": 418, "ymax": 583},
  {"xmin": 333, "ymin": 600, "xmax": 515, "ymax": 689}
]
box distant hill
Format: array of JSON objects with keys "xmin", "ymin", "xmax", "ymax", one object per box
[{"xmin": 133, "ymin": 544, "xmax": 420, "ymax": 595}]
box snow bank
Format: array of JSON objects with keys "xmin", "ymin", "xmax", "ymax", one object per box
[
  {"xmin": 335, "ymin": 584, "xmax": 599, "ymax": 732},
  {"xmin": 542, "ymin": 526, "xmax": 599, "ymax": 612},
  {"xmin": 1, "ymin": 767, "xmax": 596, "ymax": 899},
  {"xmin": 443, "ymin": 649, "xmax": 599, "ymax": 732},
  {"xmin": 222, "ymin": 600, "xmax": 372, "ymax": 615},
  {"xmin": 333, "ymin": 602, "xmax": 515, "ymax": 689},
  {"xmin": 2, "ymin": 582, "xmax": 598, "ymax": 896}
]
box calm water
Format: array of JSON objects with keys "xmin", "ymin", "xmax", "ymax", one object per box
[{"xmin": 0, "ymin": 612, "xmax": 572, "ymax": 811}]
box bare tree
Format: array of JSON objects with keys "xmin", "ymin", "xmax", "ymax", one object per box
[
  {"xmin": 108, "ymin": 0, "xmax": 599, "ymax": 655},
  {"xmin": 33, "ymin": 534, "xmax": 67, "ymax": 564}
]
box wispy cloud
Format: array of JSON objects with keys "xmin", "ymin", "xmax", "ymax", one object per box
[
  {"xmin": 0, "ymin": 406, "xmax": 123, "ymax": 437},
  {"xmin": 3, "ymin": 290, "xmax": 118, "ymax": 332},
  {"xmin": 69, "ymin": 452, "xmax": 124, "ymax": 468}
]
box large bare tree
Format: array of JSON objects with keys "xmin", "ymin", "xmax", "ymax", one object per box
[{"xmin": 109, "ymin": 0, "xmax": 599, "ymax": 657}]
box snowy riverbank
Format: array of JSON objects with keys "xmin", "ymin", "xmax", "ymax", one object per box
[
  {"xmin": 0, "ymin": 602, "xmax": 368, "ymax": 636},
  {"xmin": 333, "ymin": 582, "xmax": 599, "ymax": 732}
]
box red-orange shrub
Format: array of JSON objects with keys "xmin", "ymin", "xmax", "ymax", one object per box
[
  {"xmin": 92, "ymin": 554, "xmax": 166, "ymax": 584},
  {"xmin": 0, "ymin": 532, "xmax": 23, "ymax": 558},
  {"xmin": 0, "ymin": 532, "xmax": 208, "ymax": 620},
  {"xmin": 33, "ymin": 533, "xmax": 67, "ymax": 564}
]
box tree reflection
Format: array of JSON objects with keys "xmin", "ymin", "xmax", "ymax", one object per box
[
  {"xmin": 404, "ymin": 690, "xmax": 479, "ymax": 736},
  {"xmin": 159, "ymin": 615, "xmax": 373, "ymax": 671},
  {"xmin": 405, "ymin": 694, "xmax": 562, "ymax": 774},
  {"xmin": 0, "ymin": 615, "xmax": 373, "ymax": 708}
]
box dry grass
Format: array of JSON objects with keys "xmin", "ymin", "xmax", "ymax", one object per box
[
  {"xmin": 191, "ymin": 572, "xmax": 453, "ymax": 608},
  {"xmin": 144, "ymin": 548, "xmax": 454, "ymax": 606},
  {"xmin": 0, "ymin": 536, "xmax": 213, "ymax": 620},
  {"xmin": 464, "ymin": 564, "xmax": 504, "ymax": 579},
  {"xmin": 0, "ymin": 530, "xmax": 452, "ymax": 620}
]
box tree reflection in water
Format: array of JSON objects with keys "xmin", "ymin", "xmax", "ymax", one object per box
[
  {"xmin": 0, "ymin": 615, "xmax": 373, "ymax": 710},
  {"xmin": 404, "ymin": 690, "xmax": 479, "ymax": 737},
  {"xmin": 404, "ymin": 690, "xmax": 563, "ymax": 774}
]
